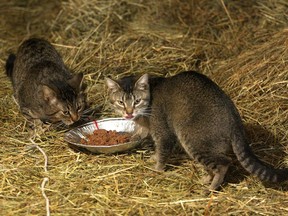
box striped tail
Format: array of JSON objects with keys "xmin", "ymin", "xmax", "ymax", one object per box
[
  {"xmin": 232, "ymin": 129, "xmax": 288, "ymax": 182},
  {"xmin": 5, "ymin": 54, "xmax": 16, "ymax": 79}
]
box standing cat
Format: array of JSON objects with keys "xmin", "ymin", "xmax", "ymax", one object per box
[
  {"xmin": 106, "ymin": 71, "xmax": 288, "ymax": 191},
  {"xmin": 5, "ymin": 38, "xmax": 86, "ymax": 128}
]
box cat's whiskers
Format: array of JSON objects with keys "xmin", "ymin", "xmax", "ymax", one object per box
[
  {"xmin": 82, "ymin": 107, "xmax": 95, "ymax": 115},
  {"xmin": 140, "ymin": 106, "xmax": 162, "ymax": 116},
  {"xmin": 76, "ymin": 107, "xmax": 100, "ymax": 122},
  {"xmin": 53, "ymin": 121, "xmax": 66, "ymax": 130},
  {"xmin": 138, "ymin": 110, "xmax": 154, "ymax": 118}
]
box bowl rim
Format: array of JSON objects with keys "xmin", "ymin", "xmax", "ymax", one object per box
[{"xmin": 64, "ymin": 118, "xmax": 138, "ymax": 148}]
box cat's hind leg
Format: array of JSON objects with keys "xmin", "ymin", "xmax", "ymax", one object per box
[
  {"xmin": 208, "ymin": 165, "xmax": 229, "ymax": 191},
  {"xmin": 176, "ymin": 129, "xmax": 232, "ymax": 191},
  {"xmin": 180, "ymin": 141, "xmax": 231, "ymax": 191},
  {"xmin": 195, "ymin": 154, "xmax": 231, "ymax": 191},
  {"xmin": 200, "ymin": 164, "xmax": 229, "ymax": 195}
]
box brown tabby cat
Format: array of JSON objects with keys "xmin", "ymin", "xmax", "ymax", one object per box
[
  {"xmin": 106, "ymin": 71, "xmax": 288, "ymax": 191},
  {"xmin": 5, "ymin": 38, "xmax": 86, "ymax": 128}
]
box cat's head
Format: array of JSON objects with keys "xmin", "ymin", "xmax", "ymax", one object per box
[
  {"xmin": 40, "ymin": 73, "xmax": 86, "ymax": 125},
  {"xmin": 105, "ymin": 74, "xmax": 150, "ymax": 120}
]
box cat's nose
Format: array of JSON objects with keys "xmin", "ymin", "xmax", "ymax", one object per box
[
  {"xmin": 124, "ymin": 108, "xmax": 133, "ymax": 118},
  {"xmin": 126, "ymin": 108, "xmax": 133, "ymax": 115},
  {"xmin": 70, "ymin": 113, "xmax": 80, "ymax": 122}
]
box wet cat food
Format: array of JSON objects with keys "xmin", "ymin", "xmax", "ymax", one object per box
[{"xmin": 81, "ymin": 129, "xmax": 131, "ymax": 145}]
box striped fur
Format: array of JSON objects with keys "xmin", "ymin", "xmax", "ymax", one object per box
[
  {"xmin": 106, "ymin": 71, "xmax": 288, "ymax": 191},
  {"xmin": 5, "ymin": 38, "xmax": 86, "ymax": 127}
]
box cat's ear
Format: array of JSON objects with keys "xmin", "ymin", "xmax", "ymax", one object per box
[
  {"xmin": 105, "ymin": 77, "xmax": 121, "ymax": 93},
  {"xmin": 68, "ymin": 73, "xmax": 83, "ymax": 92},
  {"xmin": 135, "ymin": 74, "xmax": 149, "ymax": 90},
  {"xmin": 41, "ymin": 85, "xmax": 58, "ymax": 104}
]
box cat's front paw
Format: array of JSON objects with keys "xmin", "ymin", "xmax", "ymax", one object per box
[
  {"xmin": 155, "ymin": 162, "xmax": 165, "ymax": 172},
  {"xmin": 203, "ymin": 188, "xmax": 213, "ymax": 196},
  {"xmin": 27, "ymin": 119, "xmax": 52, "ymax": 138},
  {"xmin": 130, "ymin": 134, "xmax": 141, "ymax": 142},
  {"xmin": 149, "ymin": 153, "xmax": 157, "ymax": 161},
  {"xmin": 201, "ymin": 174, "xmax": 213, "ymax": 185}
]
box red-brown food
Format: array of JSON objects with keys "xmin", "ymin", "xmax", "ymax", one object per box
[{"xmin": 81, "ymin": 129, "xmax": 131, "ymax": 146}]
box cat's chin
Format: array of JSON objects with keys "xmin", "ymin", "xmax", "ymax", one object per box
[{"xmin": 62, "ymin": 120, "xmax": 76, "ymax": 126}]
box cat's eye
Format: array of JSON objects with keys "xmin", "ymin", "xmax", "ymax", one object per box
[
  {"xmin": 118, "ymin": 100, "xmax": 124, "ymax": 105},
  {"xmin": 63, "ymin": 111, "xmax": 70, "ymax": 116},
  {"xmin": 76, "ymin": 104, "xmax": 82, "ymax": 112},
  {"xmin": 134, "ymin": 99, "xmax": 141, "ymax": 105}
]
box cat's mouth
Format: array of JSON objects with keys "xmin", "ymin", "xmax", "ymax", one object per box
[{"xmin": 124, "ymin": 114, "xmax": 134, "ymax": 119}]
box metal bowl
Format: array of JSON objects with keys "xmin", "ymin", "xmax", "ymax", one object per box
[{"xmin": 64, "ymin": 118, "xmax": 141, "ymax": 154}]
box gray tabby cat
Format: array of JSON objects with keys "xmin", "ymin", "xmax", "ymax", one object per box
[
  {"xmin": 106, "ymin": 71, "xmax": 288, "ymax": 191},
  {"xmin": 5, "ymin": 38, "xmax": 86, "ymax": 128}
]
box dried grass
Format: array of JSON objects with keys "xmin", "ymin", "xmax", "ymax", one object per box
[{"xmin": 1, "ymin": 0, "xmax": 288, "ymax": 215}]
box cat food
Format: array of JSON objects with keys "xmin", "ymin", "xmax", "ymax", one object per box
[{"xmin": 81, "ymin": 129, "xmax": 131, "ymax": 146}]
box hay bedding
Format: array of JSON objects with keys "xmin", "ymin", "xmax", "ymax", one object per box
[{"xmin": 0, "ymin": 0, "xmax": 288, "ymax": 215}]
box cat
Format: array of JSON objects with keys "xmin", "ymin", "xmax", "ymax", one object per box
[
  {"xmin": 106, "ymin": 71, "xmax": 288, "ymax": 192},
  {"xmin": 5, "ymin": 38, "xmax": 86, "ymax": 129}
]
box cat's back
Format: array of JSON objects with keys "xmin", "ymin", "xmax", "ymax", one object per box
[
  {"xmin": 153, "ymin": 71, "xmax": 227, "ymax": 102},
  {"xmin": 151, "ymin": 71, "xmax": 238, "ymax": 124},
  {"xmin": 12, "ymin": 38, "xmax": 69, "ymax": 86},
  {"xmin": 15, "ymin": 38, "xmax": 64, "ymax": 69}
]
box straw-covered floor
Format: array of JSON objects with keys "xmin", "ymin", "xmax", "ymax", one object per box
[{"xmin": 1, "ymin": 0, "xmax": 288, "ymax": 215}]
